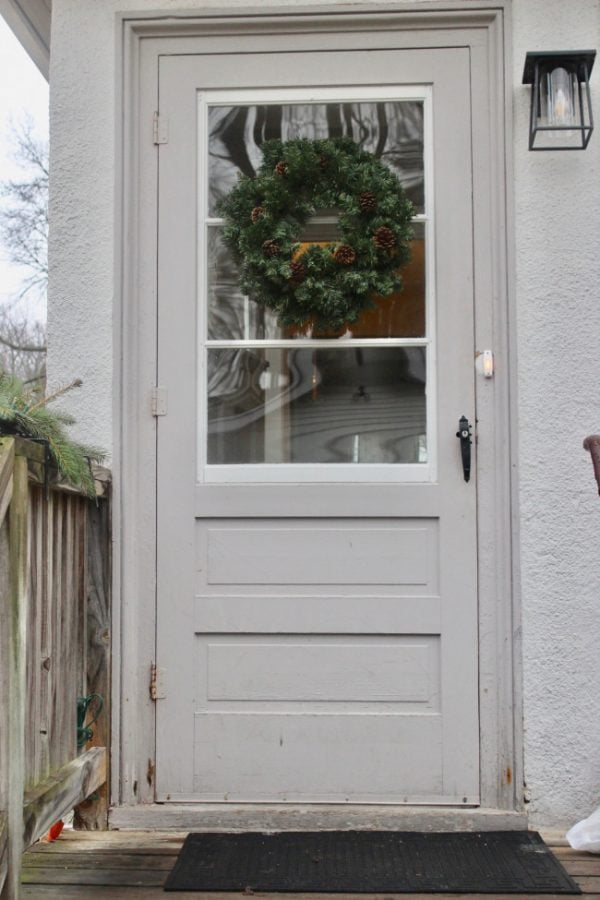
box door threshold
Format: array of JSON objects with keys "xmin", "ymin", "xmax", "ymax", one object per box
[{"xmin": 109, "ymin": 804, "xmax": 527, "ymax": 832}]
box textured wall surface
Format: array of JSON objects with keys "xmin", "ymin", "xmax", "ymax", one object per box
[
  {"xmin": 512, "ymin": 0, "xmax": 600, "ymax": 829},
  {"xmin": 47, "ymin": 0, "xmax": 600, "ymax": 828}
]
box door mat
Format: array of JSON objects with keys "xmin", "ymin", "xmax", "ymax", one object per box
[{"xmin": 163, "ymin": 830, "xmax": 581, "ymax": 893}]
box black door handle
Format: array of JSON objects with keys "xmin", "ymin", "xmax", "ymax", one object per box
[{"xmin": 456, "ymin": 415, "xmax": 472, "ymax": 482}]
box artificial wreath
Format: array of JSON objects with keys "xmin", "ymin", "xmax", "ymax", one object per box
[{"xmin": 217, "ymin": 137, "xmax": 414, "ymax": 330}]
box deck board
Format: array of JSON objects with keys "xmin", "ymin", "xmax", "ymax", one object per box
[
  {"xmin": 20, "ymin": 892, "xmax": 600, "ymax": 900},
  {"xmin": 20, "ymin": 830, "xmax": 597, "ymax": 898}
]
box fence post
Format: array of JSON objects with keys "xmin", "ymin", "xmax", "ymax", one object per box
[{"xmin": 6, "ymin": 452, "xmax": 29, "ymax": 899}]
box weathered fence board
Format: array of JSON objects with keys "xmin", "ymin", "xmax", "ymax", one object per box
[
  {"xmin": 7, "ymin": 452, "xmax": 29, "ymax": 900},
  {"xmin": 22, "ymin": 749, "xmax": 106, "ymax": 849},
  {"xmin": 0, "ymin": 441, "xmax": 14, "ymax": 530},
  {"xmin": 0, "ymin": 514, "xmax": 10, "ymax": 897},
  {"xmin": 24, "ymin": 488, "xmax": 89, "ymax": 792},
  {"xmin": 74, "ymin": 496, "xmax": 111, "ymax": 831},
  {"xmin": 0, "ymin": 816, "xmax": 6, "ymax": 895},
  {"xmin": 0, "ymin": 438, "xmax": 110, "ymax": 899}
]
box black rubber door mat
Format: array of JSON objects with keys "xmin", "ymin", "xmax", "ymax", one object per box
[{"xmin": 163, "ymin": 830, "xmax": 581, "ymax": 893}]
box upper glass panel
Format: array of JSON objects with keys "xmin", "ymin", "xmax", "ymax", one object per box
[{"xmin": 208, "ymin": 101, "xmax": 425, "ymax": 216}]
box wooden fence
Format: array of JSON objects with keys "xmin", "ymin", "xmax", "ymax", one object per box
[{"xmin": 0, "ymin": 437, "xmax": 110, "ymax": 899}]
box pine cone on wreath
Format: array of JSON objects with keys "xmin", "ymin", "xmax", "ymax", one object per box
[
  {"xmin": 289, "ymin": 260, "xmax": 307, "ymax": 284},
  {"xmin": 251, "ymin": 206, "xmax": 265, "ymax": 223},
  {"xmin": 359, "ymin": 191, "xmax": 377, "ymax": 213},
  {"xmin": 333, "ymin": 244, "xmax": 357, "ymax": 266},
  {"xmin": 262, "ymin": 238, "xmax": 281, "ymax": 258},
  {"xmin": 373, "ymin": 225, "xmax": 397, "ymax": 251},
  {"xmin": 274, "ymin": 160, "xmax": 288, "ymax": 176}
]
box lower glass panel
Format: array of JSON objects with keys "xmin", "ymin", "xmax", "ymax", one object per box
[{"xmin": 207, "ymin": 347, "xmax": 427, "ymax": 465}]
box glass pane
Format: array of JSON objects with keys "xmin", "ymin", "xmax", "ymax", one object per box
[
  {"xmin": 207, "ymin": 347, "xmax": 427, "ymax": 464},
  {"xmin": 206, "ymin": 226, "xmax": 282, "ymax": 340},
  {"xmin": 208, "ymin": 101, "xmax": 424, "ymax": 215},
  {"xmin": 207, "ymin": 222, "xmax": 425, "ymax": 340}
]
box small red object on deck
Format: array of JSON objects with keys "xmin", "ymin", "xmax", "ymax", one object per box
[{"xmin": 44, "ymin": 820, "xmax": 64, "ymax": 842}]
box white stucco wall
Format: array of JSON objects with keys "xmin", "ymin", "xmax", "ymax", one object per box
[
  {"xmin": 512, "ymin": 0, "xmax": 600, "ymax": 830},
  {"xmin": 47, "ymin": 0, "xmax": 600, "ymax": 829}
]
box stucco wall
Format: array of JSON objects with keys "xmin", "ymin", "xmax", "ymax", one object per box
[
  {"xmin": 512, "ymin": 0, "xmax": 600, "ymax": 829},
  {"xmin": 47, "ymin": 0, "xmax": 600, "ymax": 829}
]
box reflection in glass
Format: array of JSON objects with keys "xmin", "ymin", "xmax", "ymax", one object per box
[
  {"xmin": 207, "ymin": 223, "xmax": 426, "ymax": 340},
  {"xmin": 208, "ymin": 101, "xmax": 425, "ymax": 215},
  {"xmin": 206, "ymin": 227, "xmax": 281, "ymax": 341},
  {"xmin": 207, "ymin": 347, "xmax": 426, "ymax": 465}
]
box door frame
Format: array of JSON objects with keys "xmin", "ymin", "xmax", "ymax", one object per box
[{"xmin": 112, "ymin": 1, "xmax": 523, "ymax": 829}]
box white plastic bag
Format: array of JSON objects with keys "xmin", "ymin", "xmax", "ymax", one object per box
[{"xmin": 567, "ymin": 806, "xmax": 600, "ymax": 852}]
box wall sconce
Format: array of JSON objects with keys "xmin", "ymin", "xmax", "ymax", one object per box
[{"xmin": 522, "ymin": 50, "xmax": 596, "ymax": 150}]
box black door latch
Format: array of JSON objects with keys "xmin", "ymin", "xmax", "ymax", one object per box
[{"xmin": 456, "ymin": 415, "xmax": 472, "ymax": 482}]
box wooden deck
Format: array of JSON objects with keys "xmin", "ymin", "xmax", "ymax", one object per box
[{"xmin": 18, "ymin": 830, "xmax": 600, "ymax": 899}]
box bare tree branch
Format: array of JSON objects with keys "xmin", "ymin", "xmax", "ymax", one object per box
[
  {"xmin": 0, "ymin": 117, "xmax": 48, "ymax": 383},
  {"xmin": 0, "ymin": 118, "xmax": 48, "ymax": 299},
  {"xmin": 0, "ymin": 334, "xmax": 46, "ymax": 353}
]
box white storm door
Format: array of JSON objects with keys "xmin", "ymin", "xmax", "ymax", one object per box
[{"xmin": 155, "ymin": 46, "xmax": 478, "ymax": 804}]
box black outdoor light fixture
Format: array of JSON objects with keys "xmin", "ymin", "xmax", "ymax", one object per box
[{"xmin": 522, "ymin": 50, "xmax": 596, "ymax": 150}]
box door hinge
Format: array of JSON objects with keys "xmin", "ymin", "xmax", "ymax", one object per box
[
  {"xmin": 150, "ymin": 663, "xmax": 166, "ymax": 701},
  {"xmin": 153, "ymin": 111, "xmax": 169, "ymax": 145},
  {"xmin": 151, "ymin": 386, "xmax": 168, "ymax": 416}
]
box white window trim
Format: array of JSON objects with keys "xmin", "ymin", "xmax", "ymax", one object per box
[{"xmin": 196, "ymin": 84, "xmax": 436, "ymax": 484}]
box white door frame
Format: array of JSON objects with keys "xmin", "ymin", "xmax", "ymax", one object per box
[{"xmin": 112, "ymin": 1, "xmax": 523, "ymax": 830}]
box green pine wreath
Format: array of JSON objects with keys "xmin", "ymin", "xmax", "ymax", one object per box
[{"xmin": 217, "ymin": 137, "xmax": 415, "ymax": 330}]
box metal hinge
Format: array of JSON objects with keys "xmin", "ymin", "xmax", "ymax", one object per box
[
  {"xmin": 151, "ymin": 386, "xmax": 168, "ymax": 417},
  {"xmin": 153, "ymin": 112, "xmax": 169, "ymax": 145},
  {"xmin": 150, "ymin": 663, "xmax": 166, "ymax": 701}
]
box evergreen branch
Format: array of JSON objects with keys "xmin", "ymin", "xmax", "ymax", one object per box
[{"xmin": 0, "ymin": 371, "xmax": 105, "ymax": 497}]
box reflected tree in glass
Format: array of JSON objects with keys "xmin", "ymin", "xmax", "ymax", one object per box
[{"xmin": 208, "ymin": 102, "xmax": 424, "ymax": 215}]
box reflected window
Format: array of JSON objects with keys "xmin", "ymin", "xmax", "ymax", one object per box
[{"xmin": 208, "ymin": 348, "xmax": 427, "ymax": 465}]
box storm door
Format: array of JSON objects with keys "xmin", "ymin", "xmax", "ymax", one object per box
[{"xmin": 155, "ymin": 47, "xmax": 478, "ymax": 804}]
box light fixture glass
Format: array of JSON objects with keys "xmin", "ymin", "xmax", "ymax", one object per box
[{"xmin": 523, "ymin": 51, "xmax": 596, "ymax": 150}]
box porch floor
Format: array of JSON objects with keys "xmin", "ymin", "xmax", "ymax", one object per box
[{"xmin": 20, "ymin": 830, "xmax": 600, "ymax": 899}]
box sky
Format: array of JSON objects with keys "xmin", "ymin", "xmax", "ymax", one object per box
[{"xmin": 0, "ymin": 15, "xmax": 49, "ymax": 322}]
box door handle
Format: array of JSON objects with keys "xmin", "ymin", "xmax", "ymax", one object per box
[{"xmin": 456, "ymin": 415, "xmax": 472, "ymax": 482}]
